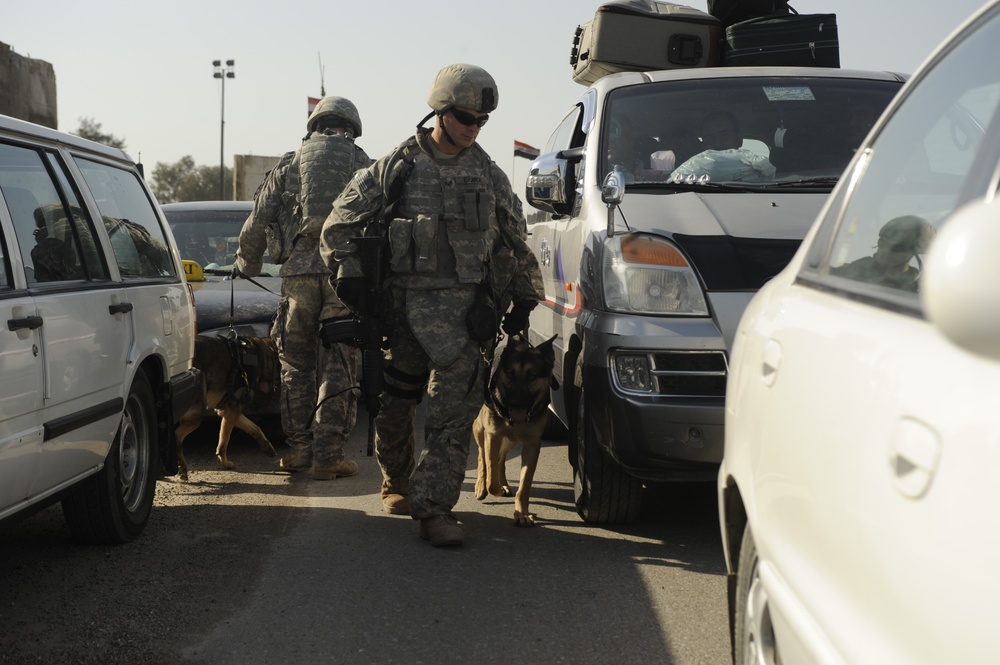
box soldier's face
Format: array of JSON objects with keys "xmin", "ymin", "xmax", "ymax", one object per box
[{"xmin": 444, "ymin": 106, "xmax": 486, "ymax": 149}]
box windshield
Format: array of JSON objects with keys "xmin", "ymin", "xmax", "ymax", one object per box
[
  {"xmin": 163, "ymin": 207, "xmax": 280, "ymax": 276},
  {"xmin": 600, "ymin": 76, "xmax": 902, "ymax": 188}
]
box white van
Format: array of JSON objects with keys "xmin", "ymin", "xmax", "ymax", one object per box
[
  {"xmin": 524, "ymin": 67, "xmax": 905, "ymax": 523},
  {"xmin": 0, "ymin": 114, "xmax": 199, "ymax": 543}
]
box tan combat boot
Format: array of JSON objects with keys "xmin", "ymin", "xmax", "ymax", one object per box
[
  {"xmin": 313, "ymin": 458, "xmax": 359, "ymax": 481},
  {"xmin": 279, "ymin": 447, "xmax": 312, "ymax": 470},
  {"xmin": 420, "ymin": 515, "xmax": 463, "ymax": 547},
  {"xmin": 381, "ymin": 478, "xmax": 410, "ymax": 515}
]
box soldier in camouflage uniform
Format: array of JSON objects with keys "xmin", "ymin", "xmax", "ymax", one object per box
[
  {"xmin": 234, "ymin": 96, "xmax": 373, "ymax": 480},
  {"xmin": 321, "ymin": 64, "xmax": 544, "ymax": 546}
]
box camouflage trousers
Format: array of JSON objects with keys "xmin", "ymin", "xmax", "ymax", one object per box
[
  {"xmin": 374, "ymin": 320, "xmax": 487, "ymax": 520},
  {"xmin": 271, "ymin": 274, "xmax": 360, "ymax": 464}
]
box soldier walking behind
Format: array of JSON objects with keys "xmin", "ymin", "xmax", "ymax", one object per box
[{"xmin": 234, "ymin": 96, "xmax": 373, "ymax": 480}]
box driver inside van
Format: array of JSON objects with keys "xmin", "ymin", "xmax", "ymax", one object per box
[{"xmin": 671, "ymin": 111, "xmax": 776, "ymax": 183}]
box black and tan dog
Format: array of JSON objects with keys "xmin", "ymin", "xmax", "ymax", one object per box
[
  {"xmin": 174, "ymin": 334, "xmax": 281, "ymax": 481},
  {"xmin": 473, "ymin": 334, "xmax": 558, "ymax": 526}
]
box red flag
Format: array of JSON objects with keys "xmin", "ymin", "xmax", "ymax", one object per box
[
  {"xmin": 308, "ymin": 96, "xmax": 321, "ymax": 116},
  {"xmin": 514, "ymin": 140, "xmax": 540, "ymax": 160}
]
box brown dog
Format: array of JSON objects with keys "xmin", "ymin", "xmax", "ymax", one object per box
[
  {"xmin": 174, "ymin": 334, "xmax": 281, "ymax": 480},
  {"xmin": 473, "ymin": 335, "xmax": 558, "ymax": 526}
]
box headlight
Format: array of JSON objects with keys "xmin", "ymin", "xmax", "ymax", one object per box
[{"xmin": 603, "ymin": 234, "xmax": 708, "ymax": 315}]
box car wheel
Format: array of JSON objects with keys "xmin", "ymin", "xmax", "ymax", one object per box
[
  {"xmin": 572, "ymin": 358, "xmax": 642, "ymax": 524},
  {"xmin": 62, "ymin": 370, "xmax": 158, "ymax": 544},
  {"xmin": 735, "ymin": 524, "xmax": 778, "ymax": 665}
]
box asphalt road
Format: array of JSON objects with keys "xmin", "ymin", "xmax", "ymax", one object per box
[{"xmin": 0, "ymin": 412, "xmax": 731, "ymax": 665}]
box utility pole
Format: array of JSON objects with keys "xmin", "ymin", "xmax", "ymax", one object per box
[{"xmin": 213, "ymin": 59, "xmax": 235, "ymax": 200}]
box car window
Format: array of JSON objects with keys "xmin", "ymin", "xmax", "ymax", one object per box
[
  {"xmin": 600, "ymin": 76, "xmax": 901, "ymax": 186},
  {"xmin": 162, "ymin": 207, "xmax": 277, "ymax": 273},
  {"xmin": 75, "ymin": 157, "xmax": 176, "ymax": 279},
  {"xmin": 545, "ymin": 106, "xmax": 584, "ymax": 153},
  {"xmin": 823, "ymin": 8, "xmax": 1000, "ymax": 298},
  {"xmin": 0, "ymin": 143, "xmax": 111, "ymax": 285}
]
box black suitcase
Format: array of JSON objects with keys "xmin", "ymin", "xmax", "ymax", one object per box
[
  {"xmin": 570, "ymin": 1, "xmax": 724, "ymax": 86},
  {"xmin": 722, "ymin": 12, "xmax": 840, "ymax": 67}
]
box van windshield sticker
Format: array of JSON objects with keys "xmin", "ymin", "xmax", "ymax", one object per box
[{"xmin": 762, "ymin": 86, "xmax": 816, "ymax": 101}]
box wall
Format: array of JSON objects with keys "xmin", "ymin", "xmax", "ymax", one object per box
[
  {"xmin": 0, "ymin": 43, "xmax": 57, "ymax": 128},
  {"xmin": 233, "ymin": 154, "xmax": 282, "ymax": 201}
]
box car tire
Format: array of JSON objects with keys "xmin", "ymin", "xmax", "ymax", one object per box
[
  {"xmin": 572, "ymin": 358, "xmax": 642, "ymax": 524},
  {"xmin": 62, "ymin": 370, "xmax": 158, "ymax": 544},
  {"xmin": 734, "ymin": 524, "xmax": 777, "ymax": 664}
]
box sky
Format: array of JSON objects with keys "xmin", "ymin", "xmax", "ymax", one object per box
[{"xmin": 5, "ymin": 0, "xmax": 993, "ymax": 191}]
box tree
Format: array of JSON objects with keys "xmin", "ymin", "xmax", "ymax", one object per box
[
  {"xmin": 73, "ymin": 117, "xmax": 126, "ymax": 150},
  {"xmin": 149, "ymin": 156, "xmax": 233, "ymax": 203}
]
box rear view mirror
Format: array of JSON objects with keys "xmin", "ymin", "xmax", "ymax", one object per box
[{"xmin": 922, "ymin": 197, "xmax": 1000, "ymax": 361}]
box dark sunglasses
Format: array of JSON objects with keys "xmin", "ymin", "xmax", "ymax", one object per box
[{"xmin": 450, "ymin": 108, "xmax": 489, "ymax": 128}]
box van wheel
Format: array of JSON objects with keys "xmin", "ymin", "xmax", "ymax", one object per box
[
  {"xmin": 542, "ymin": 411, "xmax": 569, "ymax": 441},
  {"xmin": 62, "ymin": 371, "xmax": 158, "ymax": 544},
  {"xmin": 572, "ymin": 362, "xmax": 642, "ymax": 524},
  {"xmin": 734, "ymin": 525, "xmax": 778, "ymax": 664}
]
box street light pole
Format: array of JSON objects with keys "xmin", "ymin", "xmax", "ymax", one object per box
[{"xmin": 212, "ymin": 59, "xmax": 235, "ymax": 200}]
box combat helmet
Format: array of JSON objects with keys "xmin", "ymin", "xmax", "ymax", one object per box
[
  {"xmin": 878, "ymin": 215, "xmax": 936, "ymax": 253},
  {"xmin": 427, "ymin": 63, "xmax": 498, "ymax": 114},
  {"xmin": 306, "ymin": 96, "xmax": 363, "ymax": 137}
]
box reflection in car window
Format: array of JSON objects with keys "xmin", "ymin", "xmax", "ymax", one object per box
[
  {"xmin": 826, "ymin": 8, "xmax": 1000, "ymax": 296},
  {"xmin": 600, "ymin": 77, "xmax": 901, "ymax": 186},
  {"xmin": 0, "ymin": 143, "xmax": 103, "ymax": 285},
  {"xmin": 0, "ymin": 226, "xmax": 10, "ymax": 289},
  {"xmin": 75, "ymin": 157, "xmax": 176, "ymax": 279}
]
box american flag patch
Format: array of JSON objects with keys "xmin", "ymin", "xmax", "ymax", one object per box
[{"xmin": 354, "ymin": 170, "xmax": 377, "ymax": 199}]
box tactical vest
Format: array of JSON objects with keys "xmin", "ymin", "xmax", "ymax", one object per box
[
  {"xmin": 386, "ymin": 138, "xmax": 499, "ymax": 287},
  {"xmin": 299, "ymin": 131, "xmax": 360, "ymax": 238}
]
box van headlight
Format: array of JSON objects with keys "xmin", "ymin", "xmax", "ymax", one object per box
[{"xmin": 602, "ymin": 234, "xmax": 708, "ymax": 315}]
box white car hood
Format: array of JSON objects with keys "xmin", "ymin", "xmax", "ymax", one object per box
[{"xmin": 620, "ymin": 191, "xmax": 824, "ymax": 239}]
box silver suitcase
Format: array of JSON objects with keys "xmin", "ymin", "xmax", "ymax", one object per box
[{"xmin": 570, "ymin": 1, "xmax": 724, "ymax": 86}]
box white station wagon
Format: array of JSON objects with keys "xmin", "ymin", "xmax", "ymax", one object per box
[{"xmin": 0, "ymin": 114, "xmax": 199, "ymax": 544}]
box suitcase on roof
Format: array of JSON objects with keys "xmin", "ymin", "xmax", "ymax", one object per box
[
  {"xmin": 722, "ymin": 12, "xmax": 840, "ymax": 67},
  {"xmin": 570, "ymin": 1, "xmax": 724, "ymax": 86}
]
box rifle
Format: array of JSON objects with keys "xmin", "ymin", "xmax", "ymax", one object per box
[
  {"xmin": 321, "ymin": 222, "xmax": 390, "ymax": 457},
  {"xmin": 321, "ymin": 145, "xmax": 415, "ymax": 456}
]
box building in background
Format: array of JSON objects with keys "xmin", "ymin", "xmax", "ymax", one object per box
[{"xmin": 0, "ymin": 42, "xmax": 57, "ymax": 129}]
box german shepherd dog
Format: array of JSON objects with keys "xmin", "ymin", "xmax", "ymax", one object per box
[
  {"xmin": 473, "ymin": 335, "xmax": 558, "ymax": 526},
  {"xmin": 174, "ymin": 334, "xmax": 281, "ymax": 481}
]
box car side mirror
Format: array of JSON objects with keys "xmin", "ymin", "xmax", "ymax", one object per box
[
  {"xmin": 525, "ymin": 148, "xmax": 582, "ymax": 217},
  {"xmin": 921, "ymin": 197, "xmax": 1000, "ymax": 361}
]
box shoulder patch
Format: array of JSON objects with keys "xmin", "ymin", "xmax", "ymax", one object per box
[{"xmin": 354, "ymin": 170, "xmax": 378, "ymax": 200}]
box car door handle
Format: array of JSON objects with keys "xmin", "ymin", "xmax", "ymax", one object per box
[
  {"xmin": 889, "ymin": 418, "xmax": 941, "ymax": 499},
  {"xmin": 8, "ymin": 315, "xmax": 43, "ymax": 331},
  {"xmin": 109, "ymin": 302, "xmax": 134, "ymax": 315}
]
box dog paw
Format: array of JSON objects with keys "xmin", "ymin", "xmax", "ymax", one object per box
[
  {"xmin": 513, "ymin": 511, "xmax": 536, "ymax": 527},
  {"xmin": 487, "ymin": 483, "xmax": 508, "ymax": 498},
  {"xmin": 216, "ymin": 457, "xmax": 235, "ymax": 470},
  {"xmin": 474, "ymin": 484, "xmax": 487, "ymax": 501},
  {"xmin": 260, "ymin": 443, "xmax": 277, "ymax": 457}
]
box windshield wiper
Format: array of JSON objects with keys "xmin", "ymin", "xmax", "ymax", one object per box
[
  {"xmin": 630, "ymin": 180, "xmax": 762, "ymax": 193},
  {"xmin": 765, "ymin": 177, "xmax": 840, "ymax": 188}
]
